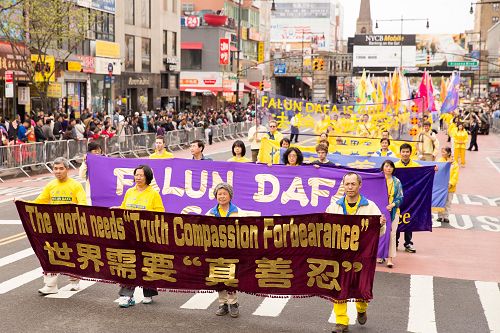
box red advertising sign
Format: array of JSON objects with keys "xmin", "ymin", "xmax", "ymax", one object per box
[
  {"xmin": 219, "ymin": 38, "xmax": 230, "ymax": 65},
  {"xmin": 5, "ymin": 70, "xmax": 13, "ymax": 83},
  {"xmin": 186, "ymin": 16, "xmax": 200, "ymax": 28},
  {"xmin": 203, "ymin": 79, "xmax": 216, "ymax": 85}
]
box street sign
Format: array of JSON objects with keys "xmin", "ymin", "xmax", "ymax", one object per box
[
  {"xmin": 274, "ymin": 63, "xmax": 286, "ymax": 75},
  {"xmin": 219, "ymin": 38, "xmax": 229, "ymax": 65},
  {"xmin": 5, "ymin": 71, "xmax": 13, "ymax": 98},
  {"xmin": 447, "ymin": 61, "xmax": 479, "ymax": 67}
]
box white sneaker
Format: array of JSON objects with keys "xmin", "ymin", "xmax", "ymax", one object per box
[
  {"xmin": 118, "ymin": 296, "xmax": 135, "ymax": 308},
  {"xmin": 38, "ymin": 285, "xmax": 58, "ymax": 295},
  {"xmin": 69, "ymin": 282, "xmax": 80, "ymax": 291},
  {"xmin": 142, "ymin": 297, "xmax": 153, "ymax": 304}
]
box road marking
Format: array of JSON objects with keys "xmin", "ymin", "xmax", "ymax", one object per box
[
  {"xmin": 0, "ymin": 248, "xmax": 34, "ymax": 267},
  {"xmin": 0, "ymin": 232, "xmax": 27, "ymax": 246},
  {"xmin": 0, "ymin": 267, "xmax": 43, "ymax": 294},
  {"xmin": 486, "ymin": 157, "xmax": 500, "ymax": 173},
  {"xmin": 0, "ymin": 220, "xmax": 22, "ymax": 225},
  {"xmin": 328, "ymin": 302, "xmax": 358, "ymax": 325},
  {"xmin": 252, "ymin": 296, "xmax": 291, "ymax": 317},
  {"xmin": 408, "ymin": 275, "xmax": 437, "ymax": 333},
  {"xmin": 180, "ymin": 291, "xmax": 218, "ymax": 309},
  {"xmin": 45, "ymin": 280, "xmax": 96, "ymax": 299},
  {"xmin": 475, "ymin": 281, "xmax": 500, "ymax": 333},
  {"xmin": 113, "ymin": 287, "xmax": 145, "ymax": 304}
]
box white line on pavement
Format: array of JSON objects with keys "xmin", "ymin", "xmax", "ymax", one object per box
[
  {"xmin": 475, "ymin": 281, "xmax": 500, "ymax": 333},
  {"xmin": 408, "ymin": 275, "xmax": 437, "ymax": 333},
  {"xmin": 45, "ymin": 280, "xmax": 96, "ymax": 299},
  {"xmin": 0, "ymin": 220, "xmax": 22, "ymax": 225},
  {"xmin": 0, "ymin": 267, "xmax": 43, "ymax": 294},
  {"xmin": 180, "ymin": 291, "xmax": 218, "ymax": 309},
  {"xmin": 252, "ymin": 296, "xmax": 291, "ymax": 317},
  {"xmin": 327, "ymin": 302, "xmax": 358, "ymax": 325},
  {"xmin": 486, "ymin": 157, "xmax": 500, "ymax": 173},
  {"xmin": 0, "ymin": 248, "xmax": 34, "ymax": 267}
]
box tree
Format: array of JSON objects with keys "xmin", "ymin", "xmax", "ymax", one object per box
[{"xmin": 0, "ymin": 0, "xmax": 95, "ymax": 112}]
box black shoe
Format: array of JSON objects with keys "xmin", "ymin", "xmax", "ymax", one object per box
[
  {"xmin": 442, "ymin": 218, "xmax": 450, "ymax": 223},
  {"xmin": 436, "ymin": 217, "xmax": 443, "ymax": 222},
  {"xmin": 334, "ymin": 324, "xmax": 349, "ymax": 333},
  {"xmin": 229, "ymin": 303, "xmax": 239, "ymax": 318},
  {"xmin": 405, "ymin": 245, "xmax": 416, "ymax": 253},
  {"xmin": 357, "ymin": 311, "xmax": 367, "ymax": 325},
  {"xmin": 216, "ymin": 304, "xmax": 229, "ymax": 316},
  {"xmin": 473, "ymin": 149, "xmax": 478, "ymax": 151}
]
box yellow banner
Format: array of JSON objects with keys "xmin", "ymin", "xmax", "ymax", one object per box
[
  {"xmin": 31, "ymin": 55, "xmax": 55, "ymax": 82},
  {"xmin": 47, "ymin": 83, "xmax": 62, "ymax": 98},
  {"xmin": 95, "ymin": 40, "xmax": 120, "ymax": 58},
  {"xmin": 257, "ymin": 137, "xmax": 417, "ymax": 164}
]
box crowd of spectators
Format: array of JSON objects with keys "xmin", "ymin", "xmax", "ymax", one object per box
[{"xmin": 0, "ymin": 105, "xmax": 254, "ymax": 147}]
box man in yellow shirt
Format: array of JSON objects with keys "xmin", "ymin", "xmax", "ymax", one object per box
[
  {"xmin": 417, "ymin": 122, "xmax": 439, "ymax": 161},
  {"xmin": 264, "ymin": 120, "xmax": 284, "ymax": 143},
  {"xmin": 149, "ymin": 136, "xmax": 174, "ymax": 159},
  {"xmin": 394, "ymin": 143, "xmax": 419, "ymax": 253},
  {"xmin": 34, "ymin": 157, "xmax": 87, "ymax": 295},
  {"xmin": 356, "ymin": 114, "xmax": 374, "ymax": 138}
]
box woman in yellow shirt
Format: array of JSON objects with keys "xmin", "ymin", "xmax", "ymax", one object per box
[
  {"xmin": 117, "ymin": 164, "xmax": 164, "ymax": 308},
  {"xmin": 227, "ymin": 140, "xmax": 251, "ymax": 163},
  {"xmin": 452, "ymin": 123, "xmax": 468, "ymax": 167},
  {"xmin": 437, "ymin": 147, "xmax": 459, "ymax": 223}
]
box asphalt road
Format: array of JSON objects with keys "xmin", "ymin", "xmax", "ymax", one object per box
[{"xmin": 0, "ymin": 132, "xmax": 499, "ymax": 333}]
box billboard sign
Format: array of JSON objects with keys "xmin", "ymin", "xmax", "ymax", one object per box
[
  {"xmin": 5, "ymin": 70, "xmax": 13, "ymax": 98},
  {"xmin": 219, "ymin": 38, "xmax": 230, "ymax": 65},
  {"xmin": 353, "ymin": 34, "xmax": 416, "ymax": 68},
  {"xmin": 415, "ymin": 34, "xmax": 467, "ymax": 67}
]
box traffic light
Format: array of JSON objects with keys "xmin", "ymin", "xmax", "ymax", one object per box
[
  {"xmin": 319, "ymin": 58, "xmax": 325, "ymax": 71},
  {"xmin": 259, "ymin": 82, "xmax": 264, "ymax": 91},
  {"xmin": 426, "ymin": 54, "xmax": 430, "ymax": 66},
  {"xmin": 313, "ymin": 58, "xmax": 320, "ymax": 71}
]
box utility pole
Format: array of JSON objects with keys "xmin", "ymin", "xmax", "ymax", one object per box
[{"xmin": 235, "ymin": 0, "xmax": 242, "ymax": 111}]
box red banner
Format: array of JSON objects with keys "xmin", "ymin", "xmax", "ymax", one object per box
[
  {"xmin": 219, "ymin": 38, "xmax": 230, "ymax": 65},
  {"xmin": 16, "ymin": 201, "xmax": 380, "ymax": 301}
]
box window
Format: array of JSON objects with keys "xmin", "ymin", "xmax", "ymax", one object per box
[
  {"xmin": 142, "ymin": 37, "xmax": 151, "ymax": 72},
  {"xmin": 493, "ymin": 16, "xmax": 499, "ymax": 24},
  {"xmin": 163, "ymin": 30, "xmax": 177, "ymax": 56},
  {"xmin": 125, "ymin": 0, "xmax": 135, "ymax": 25},
  {"xmin": 494, "ymin": 3, "xmax": 500, "ymax": 11},
  {"xmin": 91, "ymin": 10, "xmax": 115, "ymax": 41},
  {"xmin": 181, "ymin": 49, "xmax": 202, "ymax": 70},
  {"xmin": 125, "ymin": 35, "xmax": 135, "ymax": 71},
  {"xmin": 171, "ymin": 0, "xmax": 177, "ymax": 13},
  {"xmin": 141, "ymin": 0, "xmax": 150, "ymax": 28}
]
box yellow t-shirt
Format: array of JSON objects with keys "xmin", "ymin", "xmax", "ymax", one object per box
[
  {"xmin": 149, "ymin": 150, "xmax": 174, "ymax": 159},
  {"xmin": 217, "ymin": 206, "xmax": 228, "ymax": 217},
  {"xmin": 120, "ymin": 185, "xmax": 165, "ymax": 212},
  {"xmin": 34, "ymin": 178, "xmax": 87, "ymax": 205},
  {"xmin": 395, "ymin": 159, "xmax": 421, "ymax": 168},
  {"xmin": 386, "ymin": 178, "xmax": 394, "ymax": 203},
  {"xmin": 344, "ymin": 196, "xmax": 361, "ymax": 215},
  {"xmin": 227, "ymin": 156, "xmax": 251, "ymax": 163}
]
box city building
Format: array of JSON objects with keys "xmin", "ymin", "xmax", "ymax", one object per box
[
  {"xmin": 486, "ymin": 21, "xmax": 500, "ymax": 93},
  {"xmin": 115, "ymin": 0, "xmax": 181, "ymax": 113},
  {"xmin": 356, "ymin": 0, "xmax": 372, "ymax": 34},
  {"xmin": 179, "ymin": 0, "xmax": 262, "ymax": 110}
]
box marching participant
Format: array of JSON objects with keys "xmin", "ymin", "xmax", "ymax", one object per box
[
  {"xmin": 34, "ymin": 157, "xmax": 86, "ymax": 295},
  {"xmin": 207, "ymin": 183, "xmax": 240, "ymax": 318},
  {"xmin": 437, "ymin": 147, "xmax": 459, "ymax": 223},
  {"xmin": 325, "ymin": 172, "xmax": 386, "ymax": 333},
  {"xmin": 79, "ymin": 142, "xmax": 103, "ymax": 205},
  {"xmin": 149, "ymin": 136, "xmax": 174, "ymax": 159},
  {"xmin": 227, "ymin": 140, "xmax": 251, "ymax": 163}
]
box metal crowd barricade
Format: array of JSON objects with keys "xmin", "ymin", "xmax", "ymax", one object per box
[
  {"xmin": 133, "ymin": 133, "xmax": 156, "ymax": 157},
  {"xmin": 116, "ymin": 135, "xmax": 133, "ymax": 157},
  {"xmin": 492, "ymin": 118, "xmax": 500, "ymax": 133},
  {"xmin": 166, "ymin": 130, "xmax": 183, "ymax": 150},
  {"xmin": 44, "ymin": 140, "xmax": 69, "ymax": 170},
  {"xmin": 67, "ymin": 139, "xmax": 88, "ymax": 167},
  {"xmin": 0, "ymin": 144, "xmax": 27, "ymax": 180},
  {"xmin": 212, "ymin": 125, "xmax": 224, "ymax": 142},
  {"xmin": 193, "ymin": 127, "xmax": 205, "ymax": 141}
]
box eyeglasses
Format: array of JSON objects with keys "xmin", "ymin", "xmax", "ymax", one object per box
[{"xmin": 270, "ymin": 125, "xmax": 276, "ymax": 128}]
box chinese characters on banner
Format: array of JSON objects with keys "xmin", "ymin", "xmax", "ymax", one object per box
[
  {"xmin": 16, "ymin": 201, "xmax": 381, "ymax": 301},
  {"xmin": 219, "ymin": 38, "xmax": 230, "ymax": 65}
]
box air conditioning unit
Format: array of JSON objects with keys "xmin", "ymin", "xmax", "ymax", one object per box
[{"xmin": 182, "ymin": 3, "xmax": 195, "ymax": 11}]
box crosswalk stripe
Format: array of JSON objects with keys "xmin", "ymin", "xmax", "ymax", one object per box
[
  {"xmin": 0, "ymin": 234, "xmax": 27, "ymax": 246},
  {"xmin": 0, "ymin": 267, "xmax": 43, "ymax": 294},
  {"xmin": 408, "ymin": 275, "xmax": 437, "ymax": 333},
  {"xmin": 0, "ymin": 220, "xmax": 22, "ymax": 225},
  {"xmin": 327, "ymin": 302, "xmax": 358, "ymax": 325},
  {"xmin": 0, "ymin": 248, "xmax": 34, "ymax": 267},
  {"xmin": 252, "ymin": 296, "xmax": 291, "ymax": 317},
  {"xmin": 475, "ymin": 281, "xmax": 500, "ymax": 333},
  {"xmin": 45, "ymin": 281, "xmax": 96, "ymax": 299},
  {"xmin": 180, "ymin": 291, "xmax": 218, "ymax": 309},
  {"xmin": 113, "ymin": 287, "xmax": 145, "ymax": 304}
]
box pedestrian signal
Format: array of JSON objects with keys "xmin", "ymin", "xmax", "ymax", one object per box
[
  {"xmin": 259, "ymin": 82, "xmax": 264, "ymax": 91},
  {"xmin": 426, "ymin": 55, "xmax": 430, "ymax": 66},
  {"xmin": 313, "ymin": 59, "xmax": 320, "ymax": 71},
  {"xmin": 319, "ymin": 59, "xmax": 325, "ymax": 71}
]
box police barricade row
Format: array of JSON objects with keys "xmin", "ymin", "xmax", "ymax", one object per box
[
  {"xmin": 67, "ymin": 139, "xmax": 88, "ymax": 167},
  {"xmin": 0, "ymin": 144, "xmax": 30, "ymax": 179},
  {"xmin": 166, "ymin": 130, "xmax": 183, "ymax": 151},
  {"xmin": 211, "ymin": 125, "xmax": 224, "ymax": 142},
  {"xmin": 44, "ymin": 140, "xmax": 70, "ymax": 170},
  {"xmin": 493, "ymin": 118, "xmax": 500, "ymax": 133},
  {"xmin": 117, "ymin": 135, "xmax": 134, "ymax": 157},
  {"xmin": 133, "ymin": 133, "xmax": 156, "ymax": 157}
]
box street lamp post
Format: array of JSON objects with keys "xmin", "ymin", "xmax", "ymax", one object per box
[
  {"xmin": 464, "ymin": 31, "xmax": 482, "ymax": 97},
  {"xmin": 375, "ymin": 16, "xmax": 429, "ymax": 70}
]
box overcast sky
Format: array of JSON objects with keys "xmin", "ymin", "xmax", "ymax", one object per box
[{"xmin": 340, "ymin": 0, "xmax": 475, "ymax": 39}]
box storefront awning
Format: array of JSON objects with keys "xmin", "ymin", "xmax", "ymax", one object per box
[
  {"xmin": 301, "ymin": 77, "xmax": 312, "ymax": 87},
  {"xmin": 181, "ymin": 42, "xmax": 203, "ymax": 50},
  {"xmin": 244, "ymin": 83, "xmax": 257, "ymax": 92},
  {"xmin": 181, "ymin": 86, "xmax": 231, "ymax": 93}
]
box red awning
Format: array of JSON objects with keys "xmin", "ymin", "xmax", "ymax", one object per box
[
  {"xmin": 181, "ymin": 86, "xmax": 228, "ymax": 93},
  {"xmin": 181, "ymin": 42, "xmax": 203, "ymax": 50}
]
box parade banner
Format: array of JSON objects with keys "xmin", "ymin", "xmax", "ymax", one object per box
[
  {"xmin": 294, "ymin": 152, "xmax": 449, "ymax": 208},
  {"xmin": 257, "ymin": 137, "xmax": 418, "ymax": 164},
  {"xmin": 15, "ymin": 201, "xmax": 381, "ymax": 301}
]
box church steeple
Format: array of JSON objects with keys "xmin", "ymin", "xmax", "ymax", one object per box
[{"xmin": 356, "ymin": 0, "xmax": 373, "ymax": 34}]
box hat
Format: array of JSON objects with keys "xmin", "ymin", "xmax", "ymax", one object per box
[
  {"xmin": 118, "ymin": 115, "xmax": 125, "ymax": 122},
  {"xmin": 134, "ymin": 112, "xmax": 139, "ymax": 116},
  {"xmin": 213, "ymin": 182, "xmax": 233, "ymax": 199}
]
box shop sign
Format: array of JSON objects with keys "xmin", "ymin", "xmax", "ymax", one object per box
[
  {"xmin": 18, "ymin": 86, "xmax": 30, "ymax": 104},
  {"xmin": 67, "ymin": 61, "xmax": 82, "ymax": 72},
  {"xmin": 241, "ymin": 27, "xmax": 248, "ymax": 40},
  {"xmin": 94, "ymin": 57, "xmax": 121, "ymax": 75},
  {"xmin": 5, "ymin": 71, "xmax": 13, "ymax": 98},
  {"xmin": 258, "ymin": 41, "xmax": 264, "ymax": 63},
  {"xmin": 203, "ymin": 79, "xmax": 216, "ymax": 85},
  {"xmin": 180, "ymin": 72, "xmax": 222, "ymax": 89},
  {"xmin": 76, "ymin": 55, "xmax": 95, "ymax": 73},
  {"xmin": 185, "ymin": 16, "xmax": 200, "ymax": 28},
  {"xmin": 248, "ymin": 28, "xmax": 260, "ymax": 41},
  {"xmin": 128, "ymin": 76, "xmax": 150, "ymax": 86},
  {"xmin": 31, "ymin": 54, "xmax": 55, "ymax": 82},
  {"xmin": 95, "ymin": 40, "xmax": 120, "ymax": 58},
  {"xmin": 47, "ymin": 83, "xmax": 62, "ymax": 98},
  {"xmin": 219, "ymin": 38, "xmax": 230, "ymax": 65},
  {"xmin": 91, "ymin": 0, "xmax": 115, "ymax": 14}
]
